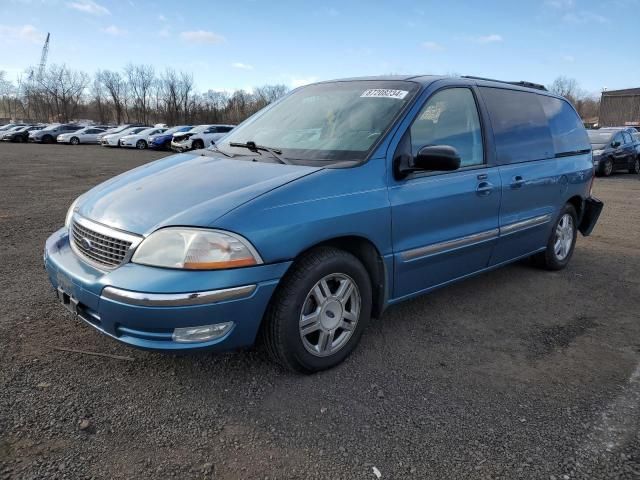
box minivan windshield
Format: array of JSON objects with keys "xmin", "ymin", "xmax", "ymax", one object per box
[{"xmin": 217, "ymin": 80, "xmax": 419, "ymax": 164}]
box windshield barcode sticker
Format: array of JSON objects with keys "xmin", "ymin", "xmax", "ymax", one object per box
[{"xmin": 361, "ymin": 89, "xmax": 408, "ymax": 99}]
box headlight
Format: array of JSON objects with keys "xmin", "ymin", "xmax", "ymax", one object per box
[
  {"xmin": 592, "ymin": 149, "xmax": 604, "ymax": 156},
  {"xmin": 131, "ymin": 228, "xmax": 263, "ymax": 270},
  {"xmin": 65, "ymin": 198, "xmax": 80, "ymax": 229}
]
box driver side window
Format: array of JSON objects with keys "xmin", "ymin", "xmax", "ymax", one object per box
[{"xmin": 410, "ymin": 88, "xmax": 483, "ymax": 167}]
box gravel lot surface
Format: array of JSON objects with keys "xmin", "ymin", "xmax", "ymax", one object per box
[{"xmin": 1, "ymin": 143, "xmax": 639, "ymax": 479}]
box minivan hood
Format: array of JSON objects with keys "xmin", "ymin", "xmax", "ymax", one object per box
[{"xmin": 77, "ymin": 153, "xmax": 321, "ymax": 235}]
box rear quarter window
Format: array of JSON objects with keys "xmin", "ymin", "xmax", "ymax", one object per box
[
  {"xmin": 480, "ymin": 87, "xmax": 554, "ymax": 164},
  {"xmin": 539, "ymin": 96, "xmax": 590, "ymax": 155}
]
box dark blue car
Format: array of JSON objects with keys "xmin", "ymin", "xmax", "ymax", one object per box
[
  {"xmin": 149, "ymin": 125, "xmax": 193, "ymax": 150},
  {"xmin": 44, "ymin": 75, "xmax": 603, "ymax": 373}
]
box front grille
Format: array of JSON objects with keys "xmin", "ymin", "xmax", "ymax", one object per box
[{"xmin": 71, "ymin": 219, "xmax": 132, "ymax": 268}]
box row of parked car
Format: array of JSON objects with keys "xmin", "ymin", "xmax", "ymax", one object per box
[{"xmin": 0, "ymin": 122, "xmax": 236, "ymax": 152}]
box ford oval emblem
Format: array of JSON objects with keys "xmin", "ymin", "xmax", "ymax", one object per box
[{"xmin": 80, "ymin": 237, "xmax": 93, "ymax": 251}]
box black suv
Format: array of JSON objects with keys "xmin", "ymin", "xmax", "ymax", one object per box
[{"xmin": 588, "ymin": 127, "xmax": 640, "ymax": 176}]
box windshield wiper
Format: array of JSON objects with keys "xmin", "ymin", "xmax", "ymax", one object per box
[
  {"xmin": 203, "ymin": 142, "xmax": 233, "ymax": 157},
  {"xmin": 229, "ymin": 141, "xmax": 289, "ymax": 164}
]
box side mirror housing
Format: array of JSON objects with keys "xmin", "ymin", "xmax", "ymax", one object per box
[
  {"xmin": 394, "ymin": 145, "xmax": 461, "ymax": 179},
  {"xmin": 611, "ymin": 141, "xmax": 621, "ymax": 148}
]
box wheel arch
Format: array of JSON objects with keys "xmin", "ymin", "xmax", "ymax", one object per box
[
  {"xmin": 290, "ymin": 236, "xmax": 387, "ymax": 318},
  {"xmin": 566, "ymin": 195, "xmax": 583, "ymax": 223}
]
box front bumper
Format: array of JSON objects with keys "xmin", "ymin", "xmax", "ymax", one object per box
[
  {"xmin": 44, "ymin": 228, "xmax": 289, "ymax": 352},
  {"xmin": 171, "ymin": 141, "xmax": 191, "ymax": 152}
]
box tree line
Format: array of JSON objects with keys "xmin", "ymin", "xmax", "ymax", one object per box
[
  {"xmin": 0, "ymin": 67, "xmax": 601, "ymax": 125},
  {"xmin": 0, "ymin": 64, "xmax": 289, "ymax": 125}
]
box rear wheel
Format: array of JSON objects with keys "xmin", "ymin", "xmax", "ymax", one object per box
[
  {"xmin": 262, "ymin": 247, "xmax": 372, "ymax": 373},
  {"xmin": 136, "ymin": 139, "xmax": 147, "ymax": 150},
  {"xmin": 192, "ymin": 139, "xmax": 204, "ymax": 150},
  {"xmin": 532, "ymin": 204, "xmax": 578, "ymax": 271},
  {"xmin": 629, "ymin": 157, "xmax": 640, "ymax": 175},
  {"xmin": 70, "ymin": 137, "xmax": 79, "ymax": 145}
]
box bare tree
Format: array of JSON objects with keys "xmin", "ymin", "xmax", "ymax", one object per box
[
  {"xmin": 125, "ymin": 64, "xmax": 155, "ymax": 124},
  {"xmin": 97, "ymin": 70, "xmax": 126, "ymax": 124},
  {"xmin": 548, "ymin": 76, "xmax": 600, "ymax": 120},
  {"xmin": 178, "ymin": 71, "xmax": 195, "ymax": 123},
  {"xmin": 38, "ymin": 65, "xmax": 89, "ymax": 122}
]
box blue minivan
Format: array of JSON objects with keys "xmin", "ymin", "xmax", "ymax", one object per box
[{"xmin": 44, "ymin": 75, "xmax": 603, "ymax": 372}]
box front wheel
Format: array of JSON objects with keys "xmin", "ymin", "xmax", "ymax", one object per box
[
  {"xmin": 262, "ymin": 247, "xmax": 372, "ymax": 373},
  {"xmin": 532, "ymin": 204, "xmax": 578, "ymax": 271},
  {"xmin": 192, "ymin": 139, "xmax": 204, "ymax": 150},
  {"xmin": 70, "ymin": 137, "xmax": 79, "ymax": 145},
  {"xmin": 600, "ymin": 158, "xmax": 613, "ymax": 177},
  {"xmin": 629, "ymin": 158, "xmax": 640, "ymax": 175},
  {"xmin": 42, "ymin": 135, "xmax": 53, "ymax": 144},
  {"xmin": 136, "ymin": 139, "xmax": 147, "ymax": 150}
]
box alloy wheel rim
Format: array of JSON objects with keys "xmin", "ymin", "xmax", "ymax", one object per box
[
  {"xmin": 299, "ymin": 273, "xmax": 361, "ymax": 357},
  {"xmin": 605, "ymin": 161, "xmax": 613, "ymax": 175},
  {"xmin": 553, "ymin": 213, "xmax": 574, "ymax": 261}
]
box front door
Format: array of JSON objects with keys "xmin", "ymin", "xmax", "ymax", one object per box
[{"xmin": 389, "ymin": 87, "xmax": 501, "ymax": 300}]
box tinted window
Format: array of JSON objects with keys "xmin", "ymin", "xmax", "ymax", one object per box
[
  {"xmin": 623, "ymin": 132, "xmax": 632, "ymax": 144},
  {"xmin": 410, "ymin": 88, "xmax": 483, "ymax": 167},
  {"xmin": 613, "ymin": 132, "xmax": 624, "ymax": 146},
  {"xmin": 540, "ymin": 96, "xmax": 590, "ymax": 155},
  {"xmin": 480, "ymin": 87, "xmax": 554, "ymax": 164},
  {"xmin": 218, "ymin": 126, "xmax": 233, "ymax": 133}
]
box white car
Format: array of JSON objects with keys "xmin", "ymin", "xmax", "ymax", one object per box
[
  {"xmin": 119, "ymin": 127, "xmax": 167, "ymax": 149},
  {"xmin": 170, "ymin": 124, "xmax": 235, "ymax": 152},
  {"xmin": 101, "ymin": 126, "xmax": 149, "ymax": 147},
  {"xmin": 96, "ymin": 124, "xmax": 142, "ymax": 142},
  {"xmin": 57, "ymin": 127, "xmax": 107, "ymax": 145}
]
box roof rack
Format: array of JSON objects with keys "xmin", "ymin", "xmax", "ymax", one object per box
[{"xmin": 461, "ymin": 75, "xmax": 548, "ymax": 91}]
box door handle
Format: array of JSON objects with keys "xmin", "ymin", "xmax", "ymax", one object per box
[
  {"xmin": 476, "ymin": 181, "xmax": 493, "ymax": 196},
  {"xmin": 511, "ymin": 176, "xmax": 525, "ymax": 188}
]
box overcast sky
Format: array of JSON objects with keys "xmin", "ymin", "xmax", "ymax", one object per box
[{"xmin": 0, "ymin": 0, "xmax": 638, "ymax": 95}]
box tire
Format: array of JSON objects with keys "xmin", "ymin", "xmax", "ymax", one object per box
[
  {"xmin": 600, "ymin": 158, "xmax": 613, "ymax": 177},
  {"xmin": 629, "ymin": 157, "xmax": 640, "ymax": 175},
  {"xmin": 15, "ymin": 136, "xmax": 23, "ymax": 143},
  {"xmin": 262, "ymin": 247, "xmax": 372, "ymax": 373},
  {"xmin": 70, "ymin": 137, "xmax": 79, "ymax": 145},
  {"xmin": 136, "ymin": 139, "xmax": 147, "ymax": 150},
  {"xmin": 42, "ymin": 135, "xmax": 53, "ymax": 144},
  {"xmin": 532, "ymin": 204, "xmax": 578, "ymax": 271},
  {"xmin": 192, "ymin": 139, "xmax": 204, "ymax": 150}
]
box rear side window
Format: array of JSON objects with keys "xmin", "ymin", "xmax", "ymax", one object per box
[
  {"xmin": 540, "ymin": 96, "xmax": 590, "ymax": 155},
  {"xmin": 480, "ymin": 87, "xmax": 554, "ymax": 164},
  {"xmin": 623, "ymin": 132, "xmax": 632, "ymax": 144}
]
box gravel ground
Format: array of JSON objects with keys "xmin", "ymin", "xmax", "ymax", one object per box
[{"xmin": 1, "ymin": 143, "xmax": 639, "ymax": 480}]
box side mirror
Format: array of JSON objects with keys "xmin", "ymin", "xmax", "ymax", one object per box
[
  {"xmin": 414, "ymin": 145, "xmax": 462, "ymax": 171},
  {"xmin": 611, "ymin": 141, "xmax": 621, "ymax": 148},
  {"xmin": 394, "ymin": 145, "xmax": 461, "ymax": 179}
]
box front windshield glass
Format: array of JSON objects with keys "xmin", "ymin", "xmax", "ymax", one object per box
[
  {"xmin": 188, "ymin": 125, "xmax": 211, "ymax": 134},
  {"xmin": 587, "ymin": 130, "xmax": 614, "ymax": 144},
  {"xmin": 164, "ymin": 125, "xmax": 190, "ymax": 135},
  {"xmin": 42, "ymin": 124, "xmax": 60, "ymax": 131},
  {"xmin": 218, "ymin": 80, "xmax": 419, "ymax": 164}
]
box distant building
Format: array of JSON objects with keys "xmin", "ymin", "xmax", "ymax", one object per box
[{"xmin": 599, "ymin": 88, "xmax": 640, "ymax": 128}]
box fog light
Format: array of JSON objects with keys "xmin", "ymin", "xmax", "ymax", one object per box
[{"xmin": 172, "ymin": 322, "xmax": 234, "ymax": 343}]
